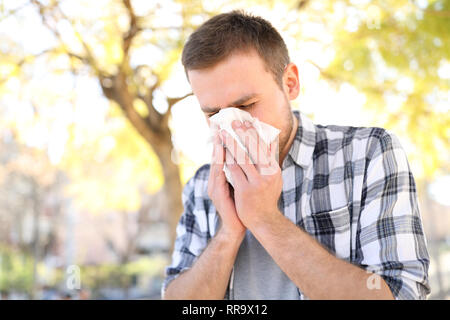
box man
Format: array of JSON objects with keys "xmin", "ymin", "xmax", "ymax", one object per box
[{"xmin": 162, "ymin": 10, "xmax": 430, "ymax": 300}]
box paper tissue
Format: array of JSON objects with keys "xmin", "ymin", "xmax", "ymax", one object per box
[{"xmin": 209, "ymin": 107, "xmax": 280, "ymax": 187}]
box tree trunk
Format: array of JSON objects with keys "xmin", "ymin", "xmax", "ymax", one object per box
[
  {"xmin": 100, "ymin": 73, "xmax": 183, "ymax": 253},
  {"xmin": 152, "ymin": 136, "xmax": 183, "ymax": 253}
]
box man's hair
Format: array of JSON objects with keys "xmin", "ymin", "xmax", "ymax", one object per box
[{"xmin": 181, "ymin": 10, "xmax": 290, "ymax": 88}]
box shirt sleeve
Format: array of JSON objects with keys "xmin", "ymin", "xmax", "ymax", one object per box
[
  {"xmin": 356, "ymin": 130, "xmax": 431, "ymax": 299},
  {"xmin": 161, "ymin": 173, "xmax": 211, "ymax": 299}
]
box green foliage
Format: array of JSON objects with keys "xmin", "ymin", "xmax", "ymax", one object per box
[
  {"xmin": 0, "ymin": 246, "xmax": 34, "ymax": 293},
  {"xmin": 0, "ymin": 242, "xmax": 166, "ymax": 296},
  {"xmin": 78, "ymin": 255, "xmax": 167, "ymax": 297},
  {"xmin": 326, "ymin": 0, "xmax": 450, "ymax": 179}
]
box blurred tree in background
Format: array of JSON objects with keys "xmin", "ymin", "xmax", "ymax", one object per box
[
  {"xmin": 0, "ymin": 0, "xmax": 449, "ymax": 299},
  {"xmin": 324, "ymin": 0, "xmax": 449, "ymax": 178}
]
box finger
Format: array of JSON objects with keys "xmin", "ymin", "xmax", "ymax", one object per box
[
  {"xmin": 259, "ymin": 139, "xmax": 281, "ymax": 177},
  {"xmin": 232, "ymin": 120, "xmax": 271, "ymax": 170},
  {"xmin": 225, "ymin": 148, "xmax": 247, "ymax": 187},
  {"xmin": 211, "ymin": 133, "xmax": 225, "ymax": 179},
  {"xmin": 268, "ymin": 139, "xmax": 280, "ymax": 166},
  {"xmin": 212, "ymin": 133, "xmax": 224, "ymax": 162},
  {"xmin": 221, "ymin": 129, "xmax": 258, "ymax": 181}
]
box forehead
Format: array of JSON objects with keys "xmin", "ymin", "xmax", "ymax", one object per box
[{"xmin": 187, "ymin": 50, "xmax": 273, "ymax": 109}]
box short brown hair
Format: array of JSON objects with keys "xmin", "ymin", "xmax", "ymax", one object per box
[{"xmin": 182, "ymin": 10, "xmax": 290, "ymax": 88}]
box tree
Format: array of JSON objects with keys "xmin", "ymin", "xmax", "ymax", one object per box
[
  {"xmin": 0, "ymin": 127, "xmax": 65, "ymax": 298},
  {"xmin": 1, "ymin": 0, "xmax": 448, "ymax": 254},
  {"xmin": 322, "ymin": 0, "xmax": 450, "ymax": 179},
  {"xmin": 0, "ymin": 0, "xmax": 218, "ymax": 248}
]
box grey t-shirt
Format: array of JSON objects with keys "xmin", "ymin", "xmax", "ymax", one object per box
[{"xmin": 229, "ymin": 229, "xmax": 300, "ymax": 299}]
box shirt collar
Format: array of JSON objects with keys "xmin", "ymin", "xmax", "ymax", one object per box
[{"xmin": 286, "ymin": 110, "xmax": 316, "ymax": 169}]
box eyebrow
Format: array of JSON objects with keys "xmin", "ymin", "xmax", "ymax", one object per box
[{"xmin": 201, "ymin": 93, "xmax": 259, "ymax": 114}]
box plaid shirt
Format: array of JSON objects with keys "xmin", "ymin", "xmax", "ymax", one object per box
[{"xmin": 162, "ymin": 110, "xmax": 431, "ymax": 299}]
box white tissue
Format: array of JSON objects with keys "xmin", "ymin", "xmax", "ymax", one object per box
[{"xmin": 209, "ymin": 107, "xmax": 280, "ymax": 187}]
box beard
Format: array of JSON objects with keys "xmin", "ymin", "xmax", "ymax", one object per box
[{"xmin": 276, "ymin": 96, "xmax": 295, "ymax": 164}]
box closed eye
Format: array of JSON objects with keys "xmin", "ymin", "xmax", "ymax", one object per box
[
  {"xmin": 239, "ymin": 102, "xmax": 256, "ymax": 110},
  {"xmin": 207, "ymin": 102, "xmax": 256, "ymax": 118}
]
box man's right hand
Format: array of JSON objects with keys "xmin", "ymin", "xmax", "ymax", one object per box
[{"xmin": 208, "ymin": 127, "xmax": 246, "ymax": 240}]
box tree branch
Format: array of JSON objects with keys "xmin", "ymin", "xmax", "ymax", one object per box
[
  {"xmin": 161, "ymin": 92, "xmax": 193, "ymax": 128},
  {"xmin": 0, "ymin": 2, "xmax": 31, "ymax": 22},
  {"xmin": 137, "ymin": 94, "xmax": 163, "ymax": 132},
  {"xmin": 305, "ymin": 59, "xmax": 343, "ymax": 85},
  {"xmin": 100, "ymin": 73, "xmax": 166, "ymax": 149},
  {"xmin": 0, "ymin": 48, "xmax": 58, "ymax": 85},
  {"xmin": 167, "ymin": 92, "xmax": 193, "ymax": 108},
  {"xmin": 121, "ymin": 0, "xmax": 141, "ymax": 60},
  {"xmin": 305, "ymin": 59, "xmax": 405, "ymax": 96},
  {"xmin": 31, "ymin": 0, "xmax": 102, "ymax": 76}
]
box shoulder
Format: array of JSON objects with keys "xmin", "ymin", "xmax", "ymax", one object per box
[
  {"xmin": 312, "ymin": 124, "xmax": 409, "ymax": 180},
  {"xmin": 315, "ymin": 123, "xmax": 388, "ymax": 143},
  {"xmin": 182, "ymin": 164, "xmax": 211, "ymax": 202},
  {"xmin": 313, "ymin": 124, "xmax": 396, "ymax": 159},
  {"xmin": 193, "ymin": 163, "xmax": 211, "ymax": 180}
]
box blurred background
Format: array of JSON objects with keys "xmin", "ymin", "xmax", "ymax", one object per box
[{"xmin": 0, "ymin": 0, "xmax": 449, "ymax": 300}]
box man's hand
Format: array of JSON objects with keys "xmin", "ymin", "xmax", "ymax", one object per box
[
  {"xmin": 220, "ymin": 120, "xmax": 283, "ymax": 229},
  {"xmin": 208, "ymin": 124, "xmax": 246, "ymax": 239}
]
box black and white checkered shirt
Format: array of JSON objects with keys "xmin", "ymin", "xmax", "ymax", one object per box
[{"xmin": 162, "ymin": 110, "xmax": 431, "ymax": 299}]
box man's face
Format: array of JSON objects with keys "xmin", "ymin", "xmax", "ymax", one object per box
[{"xmin": 187, "ymin": 49, "xmax": 295, "ymax": 159}]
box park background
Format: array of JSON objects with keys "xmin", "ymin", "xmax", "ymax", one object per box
[{"xmin": 0, "ymin": 0, "xmax": 449, "ymax": 299}]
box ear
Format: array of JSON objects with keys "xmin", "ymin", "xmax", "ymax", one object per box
[{"xmin": 282, "ymin": 63, "xmax": 300, "ymax": 101}]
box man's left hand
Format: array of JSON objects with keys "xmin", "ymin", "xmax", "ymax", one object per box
[{"xmin": 219, "ymin": 120, "xmax": 283, "ymax": 229}]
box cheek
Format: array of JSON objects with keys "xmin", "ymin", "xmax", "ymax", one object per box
[
  {"xmin": 252, "ymin": 106, "xmax": 280, "ymax": 130},
  {"xmin": 255, "ymin": 94, "xmax": 288, "ymax": 128},
  {"xmin": 274, "ymin": 88, "xmax": 288, "ymax": 109}
]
